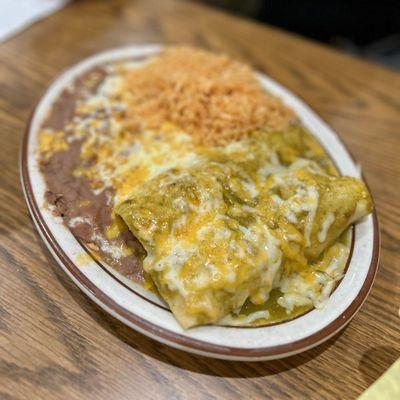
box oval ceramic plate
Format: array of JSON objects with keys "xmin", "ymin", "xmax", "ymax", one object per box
[{"xmin": 21, "ymin": 45, "xmax": 379, "ymax": 361}]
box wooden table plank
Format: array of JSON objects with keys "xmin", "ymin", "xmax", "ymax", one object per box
[{"xmin": 0, "ymin": 1, "xmax": 399, "ymax": 399}]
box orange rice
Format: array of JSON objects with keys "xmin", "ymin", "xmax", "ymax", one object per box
[{"xmin": 120, "ymin": 47, "xmax": 295, "ymax": 145}]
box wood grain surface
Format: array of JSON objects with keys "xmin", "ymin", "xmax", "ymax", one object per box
[{"xmin": 0, "ymin": 1, "xmax": 399, "ymax": 399}]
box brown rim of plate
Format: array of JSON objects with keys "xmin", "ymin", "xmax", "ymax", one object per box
[{"xmin": 20, "ymin": 52, "xmax": 380, "ymax": 358}]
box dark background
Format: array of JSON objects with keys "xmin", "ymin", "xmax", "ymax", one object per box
[{"xmin": 193, "ymin": 0, "xmax": 400, "ymax": 70}]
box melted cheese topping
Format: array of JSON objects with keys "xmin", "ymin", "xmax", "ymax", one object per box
[
  {"xmin": 38, "ymin": 130, "xmax": 68, "ymax": 160},
  {"xmin": 277, "ymin": 232, "xmax": 351, "ymax": 312},
  {"xmin": 114, "ymin": 127, "xmax": 370, "ymax": 327},
  {"xmin": 219, "ymin": 310, "xmax": 270, "ymax": 326},
  {"xmin": 318, "ymin": 212, "xmax": 335, "ymax": 243},
  {"xmin": 38, "ymin": 58, "xmax": 373, "ymax": 328}
]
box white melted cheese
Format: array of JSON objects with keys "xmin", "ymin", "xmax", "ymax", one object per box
[
  {"xmin": 218, "ymin": 310, "xmax": 270, "ymax": 326},
  {"xmin": 98, "ymin": 75, "xmax": 123, "ymax": 96},
  {"xmin": 241, "ymin": 180, "xmax": 259, "ymax": 198},
  {"xmin": 271, "ymin": 172, "xmax": 320, "ymax": 247},
  {"xmin": 302, "ymin": 186, "xmax": 319, "ymax": 247},
  {"xmin": 318, "ymin": 212, "xmax": 335, "ymax": 243},
  {"xmin": 91, "ymin": 232, "xmax": 125, "ymax": 260},
  {"xmin": 68, "ymin": 216, "xmax": 91, "ymax": 228},
  {"xmin": 277, "ymin": 241, "xmax": 349, "ymax": 313},
  {"xmin": 151, "ymin": 246, "xmax": 197, "ymax": 296}
]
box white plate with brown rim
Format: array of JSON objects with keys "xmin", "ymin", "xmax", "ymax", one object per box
[{"xmin": 20, "ymin": 45, "xmax": 380, "ymax": 361}]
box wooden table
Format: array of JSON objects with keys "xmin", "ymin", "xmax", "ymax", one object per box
[{"xmin": 1, "ymin": 1, "xmax": 399, "ymax": 399}]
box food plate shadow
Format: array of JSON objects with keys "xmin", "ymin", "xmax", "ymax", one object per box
[
  {"xmin": 359, "ymin": 345, "xmax": 399, "ymax": 387},
  {"xmin": 38, "ymin": 235, "xmax": 346, "ymax": 375}
]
